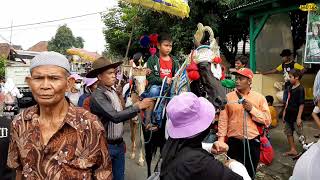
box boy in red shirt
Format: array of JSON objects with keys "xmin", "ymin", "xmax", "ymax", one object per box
[{"xmin": 143, "ymin": 33, "xmax": 180, "ymax": 130}]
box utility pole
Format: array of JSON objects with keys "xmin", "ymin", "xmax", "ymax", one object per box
[{"xmin": 9, "ymin": 20, "xmax": 13, "ymax": 45}]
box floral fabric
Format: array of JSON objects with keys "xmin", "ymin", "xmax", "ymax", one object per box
[{"xmin": 7, "ymin": 105, "xmax": 112, "ymax": 180}]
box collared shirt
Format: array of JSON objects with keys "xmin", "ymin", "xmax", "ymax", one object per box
[
  {"xmin": 218, "ymin": 90, "xmax": 271, "ymax": 140},
  {"xmin": 7, "ymin": 104, "xmax": 112, "ymax": 180}
]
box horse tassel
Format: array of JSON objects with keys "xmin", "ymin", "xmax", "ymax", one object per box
[{"xmin": 186, "ymin": 60, "xmax": 200, "ymax": 80}]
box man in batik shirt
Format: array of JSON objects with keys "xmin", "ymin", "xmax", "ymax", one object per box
[{"xmin": 7, "ymin": 51, "xmax": 112, "ymax": 180}]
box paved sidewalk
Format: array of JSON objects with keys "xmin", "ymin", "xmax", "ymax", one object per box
[{"xmin": 256, "ymin": 119, "xmax": 319, "ymax": 180}]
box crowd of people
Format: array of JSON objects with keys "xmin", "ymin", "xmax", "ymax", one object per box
[{"xmin": 0, "ymin": 31, "xmax": 319, "ymax": 180}]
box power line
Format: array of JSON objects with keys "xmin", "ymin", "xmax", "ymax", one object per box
[
  {"xmin": 0, "ymin": 11, "xmax": 106, "ymax": 30},
  {"xmin": 0, "ymin": 17, "xmax": 99, "ymax": 32}
]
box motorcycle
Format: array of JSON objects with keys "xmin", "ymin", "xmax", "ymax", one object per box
[
  {"xmin": 1, "ymin": 79, "xmax": 23, "ymax": 120},
  {"xmin": 3, "ymin": 103, "xmax": 19, "ymax": 120},
  {"xmin": 2, "ymin": 93, "xmax": 20, "ymax": 120},
  {"xmin": 292, "ymin": 135, "xmax": 316, "ymax": 160}
]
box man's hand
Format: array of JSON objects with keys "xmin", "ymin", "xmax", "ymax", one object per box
[
  {"xmin": 146, "ymin": 68, "xmax": 152, "ymax": 75},
  {"xmin": 116, "ymin": 85, "xmax": 123, "ymax": 95},
  {"xmin": 135, "ymin": 98, "xmax": 154, "ymax": 110},
  {"xmin": 166, "ymin": 78, "xmax": 172, "ymax": 85},
  {"xmin": 229, "ymin": 68, "xmax": 237, "ymax": 73},
  {"xmin": 282, "ymin": 111, "xmax": 286, "ymax": 124},
  {"xmin": 224, "ymin": 159, "xmax": 236, "ymax": 167},
  {"xmin": 297, "ymin": 118, "xmax": 302, "ymax": 127},
  {"xmin": 242, "ymin": 100, "xmax": 253, "ymax": 112},
  {"xmin": 211, "ymin": 141, "xmax": 229, "ymax": 154}
]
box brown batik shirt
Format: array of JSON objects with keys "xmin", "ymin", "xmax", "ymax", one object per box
[{"xmin": 7, "ymin": 105, "xmax": 112, "ymax": 180}]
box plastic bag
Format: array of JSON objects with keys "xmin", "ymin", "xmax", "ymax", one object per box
[{"xmin": 260, "ymin": 135, "xmax": 274, "ymax": 165}]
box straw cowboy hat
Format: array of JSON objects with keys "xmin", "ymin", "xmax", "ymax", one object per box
[{"xmin": 86, "ymin": 57, "xmax": 122, "ymax": 78}]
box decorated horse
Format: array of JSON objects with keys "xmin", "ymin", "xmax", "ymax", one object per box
[
  {"xmin": 124, "ymin": 55, "xmax": 149, "ymax": 167},
  {"xmin": 125, "ymin": 23, "xmax": 227, "ymax": 177}
]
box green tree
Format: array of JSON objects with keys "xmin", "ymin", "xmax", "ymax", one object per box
[
  {"xmin": 74, "ymin": 37, "xmax": 85, "ymax": 48},
  {"xmin": 102, "ymin": 1, "xmax": 250, "ymax": 63},
  {"xmin": 0, "ymin": 56, "xmax": 6, "ymax": 78},
  {"xmin": 48, "ymin": 25, "xmax": 84, "ymax": 54}
]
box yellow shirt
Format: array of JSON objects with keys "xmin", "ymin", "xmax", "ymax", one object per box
[
  {"xmin": 276, "ymin": 62, "xmax": 304, "ymax": 72},
  {"xmin": 218, "ymin": 91, "xmax": 271, "ymax": 140},
  {"xmin": 269, "ymin": 106, "xmax": 278, "ymax": 127}
]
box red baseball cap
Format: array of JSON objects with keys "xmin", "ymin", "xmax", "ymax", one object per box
[{"xmin": 232, "ymin": 68, "xmax": 254, "ymax": 79}]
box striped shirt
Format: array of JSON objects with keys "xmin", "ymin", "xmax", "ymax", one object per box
[{"xmin": 103, "ymin": 87, "xmax": 124, "ymax": 140}]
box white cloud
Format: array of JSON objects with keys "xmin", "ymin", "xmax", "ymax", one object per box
[{"xmin": 0, "ymin": 0, "xmax": 118, "ymax": 53}]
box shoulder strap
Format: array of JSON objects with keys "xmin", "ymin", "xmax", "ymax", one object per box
[{"xmin": 235, "ymin": 91, "xmax": 242, "ymax": 100}]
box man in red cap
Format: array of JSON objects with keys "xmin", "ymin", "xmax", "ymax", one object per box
[{"xmin": 217, "ymin": 68, "xmax": 271, "ymax": 178}]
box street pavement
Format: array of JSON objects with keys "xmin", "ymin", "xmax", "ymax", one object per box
[
  {"xmin": 123, "ymin": 122, "xmax": 158, "ymax": 180},
  {"xmin": 122, "ymin": 117, "xmax": 320, "ymax": 180},
  {"xmin": 255, "ymin": 118, "xmax": 319, "ymax": 180}
]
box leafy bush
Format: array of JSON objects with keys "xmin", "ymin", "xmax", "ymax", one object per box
[{"xmin": 0, "ymin": 56, "xmax": 6, "ymax": 78}]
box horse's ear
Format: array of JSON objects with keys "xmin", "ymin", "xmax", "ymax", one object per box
[
  {"xmin": 143, "ymin": 62, "xmax": 147, "ymax": 68},
  {"xmin": 132, "ymin": 62, "xmax": 137, "ymax": 67}
]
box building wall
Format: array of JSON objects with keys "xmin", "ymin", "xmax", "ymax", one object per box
[
  {"xmin": 256, "ymin": 14, "xmax": 294, "ymax": 72},
  {"xmin": 252, "ymin": 74, "xmax": 315, "ymax": 104}
]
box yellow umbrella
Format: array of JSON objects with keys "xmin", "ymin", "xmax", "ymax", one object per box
[
  {"xmin": 66, "ymin": 48, "xmax": 101, "ymax": 62},
  {"xmin": 122, "ymin": 0, "xmax": 190, "ymax": 18}
]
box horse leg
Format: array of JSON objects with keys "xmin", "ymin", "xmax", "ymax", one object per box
[
  {"xmin": 143, "ymin": 126, "xmax": 153, "ymax": 177},
  {"xmin": 129, "ymin": 93, "xmax": 140, "ymax": 160},
  {"xmin": 129, "ymin": 118, "xmax": 137, "ymax": 159},
  {"xmin": 137, "ymin": 123, "xmax": 145, "ymax": 166}
]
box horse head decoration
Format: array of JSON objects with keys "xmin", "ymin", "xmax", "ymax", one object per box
[
  {"xmin": 186, "ymin": 23, "xmax": 227, "ymax": 111},
  {"xmin": 130, "ymin": 56, "xmax": 148, "ymax": 96}
]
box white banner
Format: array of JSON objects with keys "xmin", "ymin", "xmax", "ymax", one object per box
[{"xmin": 305, "ymin": 10, "xmax": 320, "ymax": 64}]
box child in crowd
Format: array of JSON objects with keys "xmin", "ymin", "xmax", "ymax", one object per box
[
  {"xmin": 263, "ymin": 49, "xmax": 305, "ymax": 103},
  {"xmin": 144, "ymin": 33, "xmax": 180, "ymax": 130},
  {"xmin": 234, "ymin": 55, "xmax": 249, "ymax": 70},
  {"xmin": 266, "ymin": 95, "xmax": 278, "ymax": 128},
  {"xmin": 282, "ymin": 69, "xmax": 305, "ymax": 156},
  {"xmin": 221, "ymin": 55, "xmax": 249, "ymax": 89}
]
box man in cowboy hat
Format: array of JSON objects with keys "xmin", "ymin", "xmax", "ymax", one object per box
[{"xmin": 87, "ymin": 57, "xmax": 153, "ymax": 180}]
